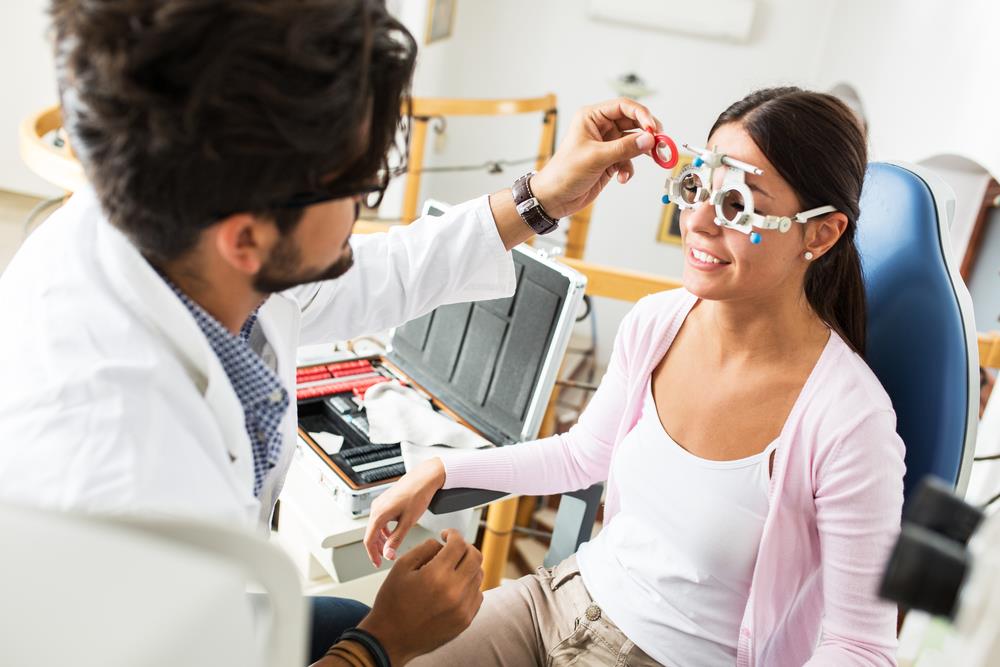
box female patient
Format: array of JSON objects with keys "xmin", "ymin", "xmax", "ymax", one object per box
[{"xmin": 364, "ymin": 87, "xmax": 905, "ymax": 667}]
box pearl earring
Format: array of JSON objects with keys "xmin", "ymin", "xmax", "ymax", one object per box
[{"xmin": 804, "ymin": 251, "xmax": 814, "ymax": 261}]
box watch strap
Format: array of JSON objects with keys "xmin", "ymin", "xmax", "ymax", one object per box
[{"xmin": 512, "ymin": 171, "xmax": 560, "ymax": 235}]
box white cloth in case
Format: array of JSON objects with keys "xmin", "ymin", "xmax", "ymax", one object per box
[
  {"xmin": 363, "ymin": 382, "xmax": 492, "ymax": 534},
  {"xmin": 364, "ymin": 381, "xmax": 491, "ymax": 452}
]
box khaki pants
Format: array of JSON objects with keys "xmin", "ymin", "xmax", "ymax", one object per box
[{"xmin": 409, "ymin": 555, "xmax": 663, "ymax": 667}]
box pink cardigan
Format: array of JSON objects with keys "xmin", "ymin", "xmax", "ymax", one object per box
[{"xmin": 444, "ymin": 289, "xmax": 905, "ymax": 666}]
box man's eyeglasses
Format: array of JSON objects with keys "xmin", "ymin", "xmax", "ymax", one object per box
[
  {"xmin": 272, "ymin": 179, "xmax": 387, "ymax": 211},
  {"xmin": 273, "ymin": 159, "xmax": 411, "ymax": 212},
  {"xmin": 212, "ymin": 163, "xmax": 405, "ymax": 221}
]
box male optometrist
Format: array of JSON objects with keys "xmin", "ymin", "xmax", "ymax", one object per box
[{"xmin": 0, "ymin": 1, "xmax": 659, "ymax": 665}]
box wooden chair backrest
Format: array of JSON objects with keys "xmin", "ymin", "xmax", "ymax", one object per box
[{"xmin": 397, "ymin": 95, "xmax": 558, "ymax": 224}]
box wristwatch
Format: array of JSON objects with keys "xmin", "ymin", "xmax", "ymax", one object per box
[{"xmin": 512, "ymin": 171, "xmax": 560, "ymax": 235}]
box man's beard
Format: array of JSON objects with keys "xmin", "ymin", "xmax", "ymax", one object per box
[{"xmin": 252, "ymin": 236, "xmax": 355, "ymax": 294}]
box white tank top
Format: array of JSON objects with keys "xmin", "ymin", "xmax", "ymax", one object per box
[{"xmin": 576, "ymin": 381, "xmax": 775, "ymax": 667}]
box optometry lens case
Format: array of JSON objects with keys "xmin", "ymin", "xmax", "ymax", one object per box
[{"xmin": 294, "ymin": 242, "xmax": 587, "ymax": 517}]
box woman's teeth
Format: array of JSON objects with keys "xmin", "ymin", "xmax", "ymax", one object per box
[{"xmin": 692, "ymin": 248, "xmax": 724, "ymax": 264}]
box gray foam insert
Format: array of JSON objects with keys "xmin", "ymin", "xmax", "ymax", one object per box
[{"xmin": 388, "ymin": 249, "xmax": 570, "ymax": 444}]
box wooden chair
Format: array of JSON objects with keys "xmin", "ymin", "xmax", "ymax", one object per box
[
  {"xmin": 18, "ymin": 105, "xmax": 85, "ymax": 194},
  {"xmin": 400, "ymin": 96, "xmax": 557, "ymax": 222},
  {"xmin": 390, "ymin": 94, "xmax": 600, "ymax": 262},
  {"xmin": 981, "ymin": 333, "xmax": 1000, "ymax": 370}
]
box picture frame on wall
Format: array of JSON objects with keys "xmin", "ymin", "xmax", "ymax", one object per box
[
  {"xmin": 657, "ymin": 152, "xmax": 695, "ymax": 245},
  {"xmin": 425, "ymin": 0, "xmax": 456, "ymax": 44}
]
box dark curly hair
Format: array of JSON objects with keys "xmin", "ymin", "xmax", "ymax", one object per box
[
  {"xmin": 50, "ymin": 0, "xmax": 417, "ymax": 263},
  {"xmin": 710, "ymin": 87, "xmax": 869, "ymax": 355}
]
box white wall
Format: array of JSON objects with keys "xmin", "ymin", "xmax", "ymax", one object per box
[
  {"xmin": 0, "ymin": 1, "xmax": 61, "ymax": 197},
  {"xmin": 815, "ymin": 0, "xmax": 1000, "ymax": 178},
  {"xmin": 811, "ymin": 0, "xmax": 1000, "ymax": 335}
]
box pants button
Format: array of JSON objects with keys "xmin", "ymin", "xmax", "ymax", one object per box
[{"xmin": 585, "ymin": 604, "xmax": 601, "ymax": 621}]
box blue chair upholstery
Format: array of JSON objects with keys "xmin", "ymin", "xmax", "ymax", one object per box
[{"xmin": 856, "ymin": 162, "xmax": 979, "ymax": 504}]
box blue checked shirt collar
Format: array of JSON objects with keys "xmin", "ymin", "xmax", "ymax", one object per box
[{"xmin": 167, "ymin": 283, "xmax": 289, "ymax": 497}]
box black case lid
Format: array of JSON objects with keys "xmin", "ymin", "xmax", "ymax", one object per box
[{"xmin": 387, "ymin": 247, "xmax": 575, "ymax": 445}]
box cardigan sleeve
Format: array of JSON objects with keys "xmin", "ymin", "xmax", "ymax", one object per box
[{"xmin": 805, "ymin": 409, "xmax": 905, "ymax": 666}]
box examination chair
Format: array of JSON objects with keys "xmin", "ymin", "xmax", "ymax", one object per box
[
  {"xmin": 0, "ymin": 503, "xmax": 306, "ymax": 667},
  {"xmin": 859, "ymin": 161, "xmax": 979, "ymax": 503},
  {"xmin": 429, "ymin": 161, "xmax": 981, "ymax": 569}
]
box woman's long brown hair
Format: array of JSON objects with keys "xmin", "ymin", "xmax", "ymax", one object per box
[{"xmin": 710, "ymin": 87, "xmax": 869, "ymax": 355}]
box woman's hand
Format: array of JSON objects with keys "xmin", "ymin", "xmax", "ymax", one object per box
[
  {"xmin": 530, "ymin": 97, "xmax": 661, "ymax": 219},
  {"xmin": 364, "ymin": 457, "xmax": 447, "ymax": 567},
  {"xmin": 351, "ymin": 529, "xmax": 484, "ymax": 666}
]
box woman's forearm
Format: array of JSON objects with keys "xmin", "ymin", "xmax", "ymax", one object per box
[{"xmin": 442, "ymin": 428, "xmax": 612, "ymax": 496}]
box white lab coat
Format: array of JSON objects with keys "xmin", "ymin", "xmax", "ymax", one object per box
[{"xmin": 0, "ymin": 188, "xmax": 515, "ymax": 531}]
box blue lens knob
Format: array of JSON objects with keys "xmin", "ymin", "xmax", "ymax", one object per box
[
  {"xmin": 693, "ymin": 157, "xmax": 704, "ymax": 168},
  {"xmin": 661, "ymin": 195, "xmax": 670, "ymax": 204},
  {"xmin": 750, "ymin": 232, "xmax": 762, "ymax": 244}
]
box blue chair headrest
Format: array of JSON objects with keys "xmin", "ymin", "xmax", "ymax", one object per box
[{"xmin": 857, "ymin": 163, "xmax": 977, "ymax": 505}]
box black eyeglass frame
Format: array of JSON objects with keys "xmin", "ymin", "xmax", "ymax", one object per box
[
  {"xmin": 271, "ymin": 180, "xmax": 387, "ymax": 211},
  {"xmin": 271, "ymin": 155, "xmax": 411, "ymax": 212}
]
